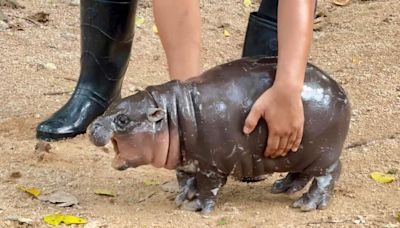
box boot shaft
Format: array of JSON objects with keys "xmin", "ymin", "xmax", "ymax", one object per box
[{"xmin": 78, "ymin": 0, "xmax": 138, "ymax": 105}]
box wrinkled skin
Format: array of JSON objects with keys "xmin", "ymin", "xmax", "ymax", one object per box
[{"xmin": 88, "ymin": 56, "xmax": 351, "ymax": 214}]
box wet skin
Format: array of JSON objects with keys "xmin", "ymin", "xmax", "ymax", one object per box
[{"xmin": 89, "ymin": 56, "xmax": 351, "ymax": 214}]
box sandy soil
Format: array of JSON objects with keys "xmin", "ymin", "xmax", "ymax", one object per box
[{"xmin": 0, "ymin": 0, "xmax": 399, "ymax": 227}]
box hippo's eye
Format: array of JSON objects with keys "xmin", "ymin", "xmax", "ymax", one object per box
[{"xmin": 115, "ymin": 114, "xmax": 130, "ymax": 128}]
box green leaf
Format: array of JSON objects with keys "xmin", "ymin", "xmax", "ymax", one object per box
[
  {"xmin": 143, "ymin": 180, "xmax": 156, "ymax": 186},
  {"xmin": 223, "ymin": 29, "xmax": 230, "ymax": 37},
  {"xmin": 370, "ymin": 172, "xmax": 396, "ymax": 184},
  {"xmin": 18, "ymin": 186, "xmax": 41, "ymax": 197},
  {"xmin": 217, "ymin": 218, "xmax": 227, "ymax": 226},
  {"xmin": 95, "ymin": 189, "xmax": 116, "ymax": 197},
  {"xmin": 43, "ymin": 214, "xmax": 64, "ymax": 226},
  {"xmin": 43, "ymin": 213, "xmax": 87, "ymax": 226},
  {"xmin": 243, "ymin": 0, "xmax": 252, "ymax": 7},
  {"xmin": 135, "ymin": 16, "xmax": 145, "ymax": 27}
]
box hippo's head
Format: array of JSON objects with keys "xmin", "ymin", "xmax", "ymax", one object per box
[{"xmin": 88, "ymin": 90, "xmax": 169, "ymax": 170}]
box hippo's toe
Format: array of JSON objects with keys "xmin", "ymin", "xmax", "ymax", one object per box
[
  {"xmin": 271, "ymin": 172, "xmax": 311, "ymax": 194},
  {"xmin": 180, "ymin": 199, "xmax": 202, "ymax": 212},
  {"xmin": 292, "ymin": 191, "xmax": 331, "ymax": 212},
  {"xmin": 200, "ymin": 199, "xmax": 216, "ymax": 214}
]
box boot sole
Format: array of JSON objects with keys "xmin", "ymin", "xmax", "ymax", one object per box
[{"xmin": 36, "ymin": 130, "xmax": 86, "ymax": 142}]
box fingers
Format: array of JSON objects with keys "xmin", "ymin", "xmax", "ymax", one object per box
[
  {"xmin": 243, "ymin": 106, "xmax": 262, "ymax": 135},
  {"xmin": 284, "ymin": 131, "xmax": 297, "ymax": 154},
  {"xmin": 265, "ymin": 134, "xmax": 280, "ymax": 157},
  {"xmin": 266, "ymin": 128, "xmax": 301, "ymax": 158},
  {"xmin": 277, "ymin": 135, "xmax": 289, "ymax": 156},
  {"xmin": 292, "ymin": 125, "xmax": 303, "ymax": 152}
]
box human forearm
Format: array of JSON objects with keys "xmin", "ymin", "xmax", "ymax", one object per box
[{"xmin": 274, "ymin": 0, "xmax": 315, "ymax": 93}]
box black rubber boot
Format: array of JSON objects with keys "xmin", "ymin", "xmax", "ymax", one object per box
[
  {"xmin": 242, "ymin": 0, "xmax": 278, "ymax": 57},
  {"xmin": 37, "ymin": 0, "xmax": 138, "ymax": 141}
]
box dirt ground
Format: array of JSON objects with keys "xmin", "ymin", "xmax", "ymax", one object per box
[{"xmin": 0, "ymin": 0, "xmax": 399, "ymax": 227}]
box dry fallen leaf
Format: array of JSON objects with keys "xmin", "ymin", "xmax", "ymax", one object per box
[
  {"xmin": 223, "ymin": 29, "xmax": 231, "ymax": 37},
  {"xmin": 135, "ymin": 16, "xmax": 145, "ymax": 27},
  {"xmin": 370, "ymin": 172, "xmax": 396, "ymax": 184},
  {"xmin": 333, "ymin": 0, "xmax": 351, "ymax": 6},
  {"xmin": 143, "ymin": 180, "xmax": 156, "ymax": 186},
  {"xmin": 18, "ymin": 186, "xmax": 41, "ymax": 197},
  {"xmin": 94, "ymin": 189, "xmax": 116, "ymax": 197},
  {"xmin": 152, "ymin": 24, "xmax": 158, "ymax": 34},
  {"xmin": 27, "ymin": 12, "xmax": 50, "ymax": 24},
  {"xmin": 5, "ymin": 216, "xmax": 33, "ymax": 225},
  {"xmin": 43, "ymin": 213, "xmax": 87, "ymax": 226},
  {"xmin": 397, "ymin": 211, "xmax": 400, "ymax": 222},
  {"xmin": 243, "ymin": 0, "xmax": 252, "ymax": 7},
  {"xmin": 38, "ymin": 191, "xmax": 79, "ymax": 207},
  {"xmin": 351, "ymin": 56, "xmax": 359, "ymax": 64}
]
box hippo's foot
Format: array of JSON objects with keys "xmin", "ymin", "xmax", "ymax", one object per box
[
  {"xmin": 175, "ymin": 178, "xmax": 197, "ymax": 206},
  {"xmin": 271, "ymin": 172, "xmax": 312, "ymax": 194},
  {"xmin": 175, "ymin": 171, "xmax": 198, "ymax": 206},
  {"xmin": 176, "ymin": 168, "xmax": 227, "ymax": 214},
  {"xmin": 180, "ymin": 198, "xmax": 202, "ymax": 211},
  {"xmin": 292, "ymin": 161, "xmax": 341, "ymax": 212},
  {"xmin": 291, "ymin": 179, "xmax": 332, "ymax": 211},
  {"xmin": 179, "ymin": 198, "xmax": 216, "ymax": 214}
]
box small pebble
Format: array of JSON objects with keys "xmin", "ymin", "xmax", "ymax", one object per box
[
  {"xmin": 153, "ymin": 55, "xmax": 160, "ymax": 61},
  {"xmin": 4, "ymin": 216, "xmax": 33, "ymax": 225},
  {"xmin": 10, "ymin": 171, "xmax": 22, "ymax": 179},
  {"xmin": 160, "ymin": 181, "xmax": 179, "ymax": 193},
  {"xmin": 35, "ymin": 141, "xmax": 51, "ymax": 153},
  {"xmin": 0, "ymin": 20, "xmax": 9, "ymax": 31},
  {"xmin": 69, "ymin": 0, "xmax": 80, "ymax": 6},
  {"xmin": 38, "ymin": 62, "xmax": 57, "ymax": 70},
  {"xmin": 221, "ymin": 203, "xmax": 240, "ymax": 214},
  {"xmin": 34, "ymin": 113, "xmax": 41, "ymax": 118}
]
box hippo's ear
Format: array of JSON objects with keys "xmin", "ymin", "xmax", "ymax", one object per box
[{"xmin": 147, "ymin": 108, "xmax": 165, "ymax": 122}]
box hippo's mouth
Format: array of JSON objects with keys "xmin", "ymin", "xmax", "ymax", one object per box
[
  {"xmin": 111, "ymin": 138, "xmax": 128, "ymax": 171},
  {"xmin": 111, "ymin": 138, "xmax": 142, "ymax": 170}
]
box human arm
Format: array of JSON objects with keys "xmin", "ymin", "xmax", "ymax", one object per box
[{"xmin": 243, "ymin": 0, "xmax": 315, "ymax": 158}]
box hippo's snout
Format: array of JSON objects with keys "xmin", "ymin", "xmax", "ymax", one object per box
[{"xmin": 88, "ymin": 118, "xmax": 113, "ymax": 147}]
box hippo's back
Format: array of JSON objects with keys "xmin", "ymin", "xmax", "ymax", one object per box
[{"xmin": 179, "ymin": 57, "xmax": 350, "ymax": 178}]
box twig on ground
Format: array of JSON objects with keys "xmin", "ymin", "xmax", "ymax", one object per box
[
  {"xmin": 43, "ymin": 91, "xmax": 71, "ymax": 96},
  {"xmin": 138, "ymin": 192, "xmax": 156, "ymax": 203}
]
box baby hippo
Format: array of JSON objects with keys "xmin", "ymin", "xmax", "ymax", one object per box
[{"xmin": 89, "ymin": 57, "xmax": 351, "ymax": 214}]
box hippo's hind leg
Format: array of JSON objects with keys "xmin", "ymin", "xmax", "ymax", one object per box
[
  {"xmin": 175, "ymin": 170, "xmax": 198, "ymax": 207},
  {"xmin": 271, "ymin": 172, "xmax": 312, "ymax": 194},
  {"xmin": 292, "ymin": 161, "xmax": 342, "ymax": 212}
]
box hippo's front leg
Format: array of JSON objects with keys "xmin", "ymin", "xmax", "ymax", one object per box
[{"xmin": 194, "ymin": 170, "xmax": 227, "ymax": 214}]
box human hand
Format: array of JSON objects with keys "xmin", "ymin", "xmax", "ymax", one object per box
[{"xmin": 243, "ymin": 83, "xmax": 304, "ymax": 158}]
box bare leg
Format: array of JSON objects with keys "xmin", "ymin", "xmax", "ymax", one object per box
[{"xmin": 153, "ymin": 0, "xmax": 201, "ymax": 80}]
